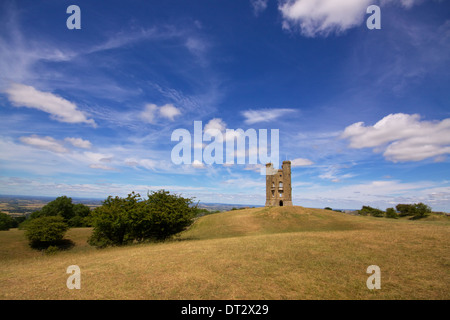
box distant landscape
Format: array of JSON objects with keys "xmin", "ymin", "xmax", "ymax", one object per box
[{"xmin": 0, "ymin": 194, "xmax": 260, "ymax": 216}]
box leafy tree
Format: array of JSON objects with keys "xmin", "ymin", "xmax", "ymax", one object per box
[
  {"xmin": 10, "ymin": 215, "xmax": 27, "ymax": 228},
  {"xmin": 40, "ymin": 196, "xmax": 75, "ymax": 221},
  {"xmin": 324, "ymin": 207, "xmax": 333, "ymax": 211},
  {"xmin": 358, "ymin": 206, "xmax": 384, "ymax": 217},
  {"xmin": 412, "ymin": 203, "xmax": 432, "ymax": 219},
  {"xmin": 396, "ymin": 203, "xmax": 432, "ymax": 219},
  {"xmin": 0, "ymin": 212, "xmax": 14, "ymax": 230},
  {"xmin": 25, "ymin": 216, "xmax": 69, "ymax": 248},
  {"xmin": 135, "ymin": 190, "xmax": 197, "ymax": 241},
  {"xmin": 73, "ymin": 203, "xmax": 91, "ymax": 218},
  {"xmin": 68, "ymin": 215, "xmax": 85, "ymax": 227},
  {"xmin": 88, "ymin": 192, "xmax": 140, "ymax": 247},
  {"xmin": 27, "ymin": 196, "xmax": 91, "ymax": 227},
  {"xmin": 385, "ymin": 207, "xmax": 398, "ymax": 219},
  {"xmin": 396, "ymin": 204, "xmax": 416, "ymax": 217},
  {"xmin": 88, "ymin": 190, "xmax": 197, "ymax": 248}
]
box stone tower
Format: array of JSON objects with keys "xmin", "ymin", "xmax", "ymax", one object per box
[{"xmin": 265, "ymin": 161, "xmax": 293, "ymax": 207}]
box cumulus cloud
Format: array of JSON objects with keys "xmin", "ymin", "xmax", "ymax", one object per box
[
  {"xmin": 341, "ymin": 113, "xmax": 450, "ymax": 162},
  {"xmin": 205, "ymin": 118, "xmax": 227, "ymax": 133},
  {"xmin": 279, "ymin": 0, "xmax": 371, "ymax": 37},
  {"xmin": 278, "ymin": 0, "xmax": 424, "ymax": 37},
  {"xmin": 242, "ymin": 108, "xmax": 296, "ymax": 124},
  {"xmin": 141, "ymin": 103, "xmax": 181, "ymax": 123},
  {"xmin": 5, "ymin": 83, "xmax": 96, "ymax": 126},
  {"xmin": 19, "ymin": 135, "xmax": 68, "ymax": 153},
  {"xmin": 204, "ymin": 118, "xmax": 239, "ymax": 143},
  {"xmin": 159, "ymin": 103, "xmax": 182, "ymax": 120}
]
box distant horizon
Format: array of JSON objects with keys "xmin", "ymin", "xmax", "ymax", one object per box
[{"xmin": 0, "ymin": 193, "xmax": 409, "ymax": 213}]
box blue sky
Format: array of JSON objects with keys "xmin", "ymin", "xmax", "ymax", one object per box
[{"xmin": 1, "ymin": 0, "xmax": 449, "ymax": 210}]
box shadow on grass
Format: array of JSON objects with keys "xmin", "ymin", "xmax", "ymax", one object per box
[
  {"xmin": 30, "ymin": 239, "xmax": 75, "ymax": 252},
  {"xmin": 409, "ymin": 215, "xmax": 429, "ymax": 220}
]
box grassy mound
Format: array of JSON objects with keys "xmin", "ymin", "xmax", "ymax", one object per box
[
  {"xmin": 180, "ymin": 206, "xmax": 373, "ymax": 240},
  {"xmin": 0, "ymin": 206, "xmax": 448, "ymax": 299}
]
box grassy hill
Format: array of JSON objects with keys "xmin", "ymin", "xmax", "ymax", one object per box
[{"xmin": 0, "ymin": 206, "xmax": 449, "ymax": 299}]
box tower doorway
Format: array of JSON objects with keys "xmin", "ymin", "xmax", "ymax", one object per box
[{"xmin": 279, "ymin": 200, "xmax": 283, "ymax": 206}]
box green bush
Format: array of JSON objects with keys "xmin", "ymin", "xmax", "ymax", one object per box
[
  {"xmin": 88, "ymin": 190, "xmax": 197, "ymax": 248},
  {"xmin": 136, "ymin": 190, "xmax": 197, "ymax": 241},
  {"xmin": 396, "ymin": 203, "xmax": 432, "ymax": 219},
  {"xmin": 396, "ymin": 204, "xmax": 416, "ymax": 217},
  {"xmin": 358, "ymin": 206, "xmax": 384, "ymax": 217},
  {"xmin": 25, "ymin": 216, "xmax": 69, "ymax": 248},
  {"xmin": 87, "ymin": 193, "xmax": 138, "ymax": 247},
  {"xmin": 385, "ymin": 207, "xmax": 398, "ymax": 219},
  {"xmin": 0, "ymin": 212, "xmax": 14, "ymax": 230},
  {"xmin": 411, "ymin": 203, "xmax": 432, "ymax": 220}
]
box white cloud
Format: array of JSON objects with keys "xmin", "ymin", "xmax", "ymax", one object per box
[
  {"xmin": 141, "ymin": 103, "xmax": 181, "ymax": 123},
  {"xmin": 82, "ymin": 152, "xmax": 113, "ymax": 164},
  {"xmin": 64, "ymin": 137, "xmax": 91, "ymax": 149},
  {"xmin": 192, "ymin": 159, "xmax": 206, "ymax": 168},
  {"xmin": 205, "ymin": 118, "xmax": 227, "ymax": 133},
  {"xmin": 341, "ymin": 113, "xmax": 450, "ymax": 162},
  {"xmin": 19, "ymin": 135, "xmax": 92, "ymax": 154},
  {"xmin": 279, "ymin": 0, "xmax": 371, "ymax": 37},
  {"xmin": 19, "ymin": 135, "xmax": 68, "ymax": 153},
  {"xmin": 242, "ymin": 108, "xmax": 296, "ymax": 124},
  {"xmin": 141, "ymin": 104, "xmax": 158, "ymax": 124},
  {"xmin": 4, "ymin": 83, "xmax": 96, "ymax": 126},
  {"xmin": 278, "ymin": 0, "xmax": 424, "ymax": 37},
  {"xmin": 159, "ymin": 103, "xmax": 181, "ymax": 121},
  {"xmin": 291, "ymin": 158, "xmax": 314, "ymax": 167}
]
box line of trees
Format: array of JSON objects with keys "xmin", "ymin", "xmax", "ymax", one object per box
[{"xmin": 357, "ymin": 203, "xmax": 432, "ymax": 219}]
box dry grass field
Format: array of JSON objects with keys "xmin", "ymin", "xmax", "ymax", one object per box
[{"xmin": 0, "ymin": 206, "xmax": 449, "ymax": 300}]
